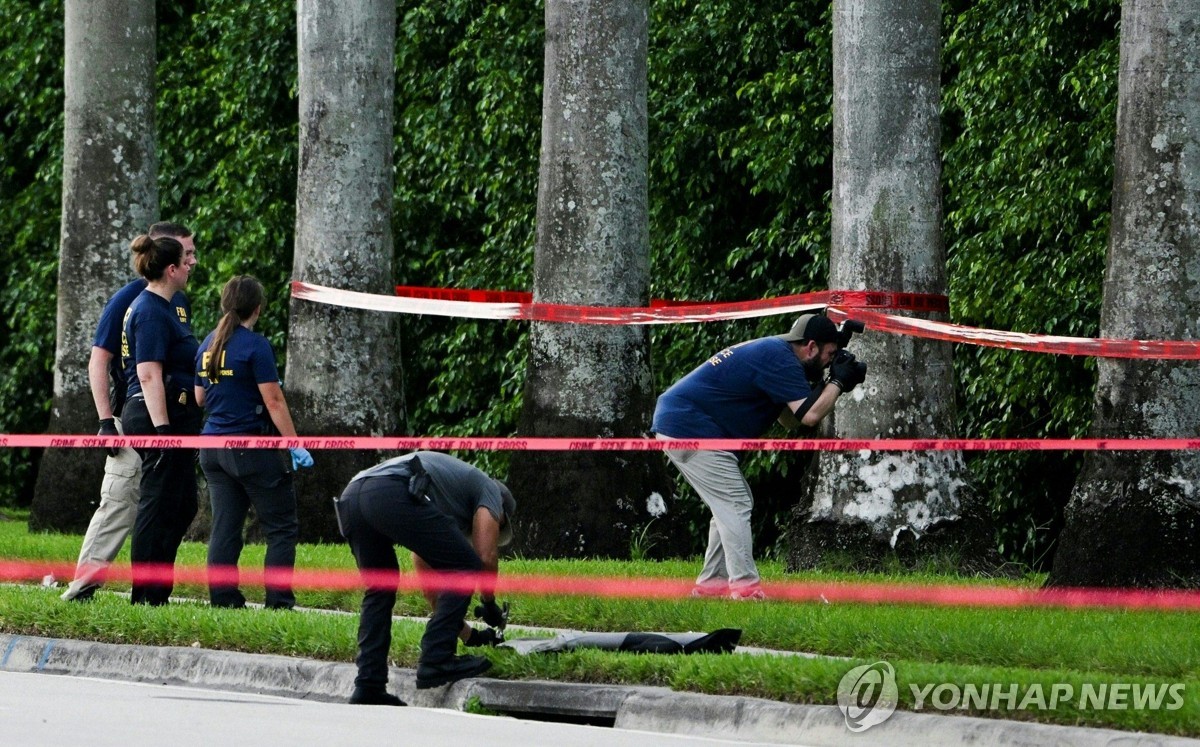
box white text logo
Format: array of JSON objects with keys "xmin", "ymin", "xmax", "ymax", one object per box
[{"xmin": 837, "ymin": 661, "xmax": 898, "ymax": 732}]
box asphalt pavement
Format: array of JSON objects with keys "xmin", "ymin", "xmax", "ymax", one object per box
[
  {"xmin": 0, "ymin": 669, "xmax": 773, "ymax": 747},
  {"xmin": 3, "ymin": 626, "xmax": 1194, "ymax": 746}
]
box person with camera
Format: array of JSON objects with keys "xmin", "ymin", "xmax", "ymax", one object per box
[
  {"xmin": 333, "ymin": 451, "xmax": 516, "ymax": 705},
  {"xmin": 652, "ymin": 313, "xmax": 867, "ymax": 600}
]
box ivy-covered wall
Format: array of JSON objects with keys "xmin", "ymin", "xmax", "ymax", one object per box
[{"xmin": 0, "ymin": 0, "xmax": 1120, "ymax": 568}]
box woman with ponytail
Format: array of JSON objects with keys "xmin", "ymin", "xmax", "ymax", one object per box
[
  {"xmin": 62, "ymin": 222, "xmax": 194, "ymax": 602},
  {"xmin": 120, "ymin": 231, "xmax": 201, "ymax": 605},
  {"xmin": 194, "ymin": 275, "xmax": 310, "ymax": 609}
]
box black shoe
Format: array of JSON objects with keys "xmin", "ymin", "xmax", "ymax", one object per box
[
  {"xmin": 209, "ymin": 590, "xmax": 247, "ymax": 609},
  {"xmin": 349, "ymin": 687, "xmax": 406, "ymax": 706},
  {"xmin": 68, "ymin": 585, "xmax": 99, "ymax": 602},
  {"xmin": 415, "ymin": 655, "xmax": 491, "ymax": 689},
  {"xmin": 131, "ymin": 597, "xmax": 170, "ymax": 607}
]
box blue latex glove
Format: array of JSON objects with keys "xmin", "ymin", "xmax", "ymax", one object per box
[{"xmin": 289, "ymin": 446, "xmax": 313, "ymax": 470}]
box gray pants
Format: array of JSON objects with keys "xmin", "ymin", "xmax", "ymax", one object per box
[
  {"xmin": 62, "ymin": 417, "xmax": 141, "ymax": 600},
  {"xmin": 660, "ymin": 437, "xmax": 760, "ymax": 590}
]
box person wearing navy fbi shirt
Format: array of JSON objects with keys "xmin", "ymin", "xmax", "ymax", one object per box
[
  {"xmin": 61, "ymin": 222, "xmax": 194, "ymax": 602},
  {"xmin": 120, "ymin": 232, "xmax": 201, "ymax": 606},
  {"xmin": 194, "ymin": 275, "xmax": 310, "ymax": 610}
]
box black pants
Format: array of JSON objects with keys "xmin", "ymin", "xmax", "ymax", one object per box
[
  {"xmin": 200, "ymin": 448, "xmax": 298, "ymax": 609},
  {"xmin": 337, "ymin": 475, "xmax": 482, "ymax": 690},
  {"xmin": 122, "ymin": 396, "xmax": 200, "ymax": 605}
]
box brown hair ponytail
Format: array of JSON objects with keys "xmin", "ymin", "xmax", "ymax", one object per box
[
  {"xmin": 130, "ymin": 234, "xmax": 183, "ymax": 280},
  {"xmin": 205, "ymin": 275, "xmax": 266, "ymax": 382}
]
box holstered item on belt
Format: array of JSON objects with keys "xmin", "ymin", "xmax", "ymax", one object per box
[
  {"xmin": 166, "ymin": 384, "xmax": 203, "ymax": 432},
  {"xmin": 167, "ymin": 386, "xmax": 193, "ymax": 410},
  {"xmin": 333, "ymin": 496, "xmax": 350, "ymax": 538},
  {"xmin": 257, "ymin": 405, "xmax": 281, "ymax": 437},
  {"xmin": 406, "ymin": 455, "xmax": 431, "ymax": 505},
  {"xmin": 163, "ymin": 373, "xmax": 197, "ymax": 413}
]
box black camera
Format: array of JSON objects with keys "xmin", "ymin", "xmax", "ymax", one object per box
[
  {"xmin": 829, "ymin": 348, "xmax": 868, "ymax": 392},
  {"xmin": 830, "ymin": 319, "xmax": 867, "ymax": 391},
  {"xmin": 836, "ymin": 319, "xmax": 865, "ymax": 349},
  {"xmin": 832, "ymin": 348, "xmax": 867, "ymax": 377}
]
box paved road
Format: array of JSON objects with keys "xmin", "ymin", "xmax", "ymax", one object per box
[
  {"xmin": 0, "ymin": 670, "xmax": 787, "ymax": 747},
  {"xmin": 4, "ymin": 629, "xmax": 1195, "ymax": 747}
]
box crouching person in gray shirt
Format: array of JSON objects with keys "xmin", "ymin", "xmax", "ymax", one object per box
[{"xmin": 334, "ymin": 451, "xmax": 516, "ymax": 705}]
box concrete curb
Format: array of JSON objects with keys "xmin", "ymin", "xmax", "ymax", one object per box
[
  {"xmin": 1, "ymin": 634, "xmax": 1195, "ymax": 746},
  {"xmin": 613, "ymin": 691, "xmax": 1199, "ymax": 746}
]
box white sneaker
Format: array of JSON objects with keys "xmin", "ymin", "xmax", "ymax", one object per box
[
  {"xmin": 728, "ymin": 586, "xmax": 766, "ymax": 601},
  {"xmin": 690, "ymin": 583, "xmax": 729, "ymax": 598}
]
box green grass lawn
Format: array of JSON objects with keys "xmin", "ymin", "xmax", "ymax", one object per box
[{"xmin": 1, "ymin": 519, "xmax": 1197, "ymax": 735}]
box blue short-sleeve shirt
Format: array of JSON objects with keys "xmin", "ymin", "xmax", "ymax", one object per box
[
  {"xmin": 95, "ymin": 280, "xmax": 149, "ymax": 354},
  {"xmin": 122, "ymin": 289, "xmax": 198, "ymax": 399},
  {"xmin": 195, "ymin": 326, "xmax": 281, "ymax": 435},
  {"xmin": 97, "ymin": 280, "xmax": 190, "ymax": 412},
  {"xmin": 651, "ymin": 337, "xmax": 812, "ymax": 439}
]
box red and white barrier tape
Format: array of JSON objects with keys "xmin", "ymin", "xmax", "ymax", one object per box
[
  {"xmin": 392, "ymin": 284, "xmax": 951, "ymax": 313},
  {"xmin": 4, "ymin": 560, "xmax": 1198, "ymax": 611},
  {"xmin": 826, "ymin": 307, "xmax": 1200, "ymax": 360},
  {"xmin": 4, "ymin": 434, "xmax": 1200, "ymax": 451},
  {"xmin": 294, "ymin": 281, "xmax": 946, "ymax": 324},
  {"xmin": 303, "ymin": 282, "xmax": 1200, "ymax": 359}
]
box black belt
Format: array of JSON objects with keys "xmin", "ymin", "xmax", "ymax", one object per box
[{"xmin": 126, "ymin": 389, "xmax": 192, "ymax": 406}]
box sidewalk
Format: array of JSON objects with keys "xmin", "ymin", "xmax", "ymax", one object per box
[{"xmin": 3, "ymin": 625, "xmax": 1194, "ymax": 746}]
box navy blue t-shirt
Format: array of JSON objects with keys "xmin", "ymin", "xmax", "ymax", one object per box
[
  {"xmin": 95, "ymin": 279, "xmax": 190, "ymax": 413},
  {"xmin": 651, "ymin": 337, "xmax": 812, "ymax": 439},
  {"xmin": 195, "ymin": 326, "xmax": 281, "ymax": 435},
  {"xmin": 122, "ymin": 289, "xmax": 198, "ymax": 399}
]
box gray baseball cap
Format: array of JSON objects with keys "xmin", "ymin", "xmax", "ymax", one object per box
[{"xmin": 777, "ymin": 313, "xmax": 839, "ymax": 344}]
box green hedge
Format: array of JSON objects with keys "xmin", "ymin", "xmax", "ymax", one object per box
[{"xmin": 0, "ymin": 0, "xmax": 1122, "ymax": 567}]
